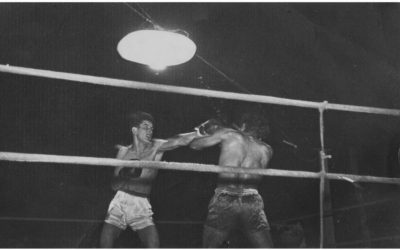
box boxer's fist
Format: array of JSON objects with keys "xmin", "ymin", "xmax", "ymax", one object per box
[
  {"xmin": 195, "ymin": 119, "xmax": 222, "ymax": 136},
  {"xmin": 111, "ymin": 176, "xmax": 124, "ymax": 191},
  {"xmin": 119, "ymin": 167, "xmax": 142, "ymax": 178}
]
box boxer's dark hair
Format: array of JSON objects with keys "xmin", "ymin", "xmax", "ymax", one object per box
[
  {"xmin": 239, "ymin": 112, "xmax": 270, "ymax": 139},
  {"xmin": 128, "ymin": 111, "xmax": 154, "ymax": 128}
]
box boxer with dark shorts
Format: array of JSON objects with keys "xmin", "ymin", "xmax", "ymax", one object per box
[{"xmin": 191, "ymin": 112, "xmax": 273, "ymax": 248}]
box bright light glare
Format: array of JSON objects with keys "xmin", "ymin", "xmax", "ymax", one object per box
[
  {"xmin": 149, "ymin": 64, "xmax": 167, "ymax": 71},
  {"xmin": 117, "ymin": 30, "xmax": 196, "ymax": 67}
]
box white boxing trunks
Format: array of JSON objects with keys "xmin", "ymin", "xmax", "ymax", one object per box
[{"xmin": 104, "ymin": 191, "xmax": 154, "ymax": 231}]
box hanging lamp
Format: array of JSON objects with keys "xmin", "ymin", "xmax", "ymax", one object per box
[{"xmin": 117, "ymin": 29, "xmax": 197, "ymax": 70}]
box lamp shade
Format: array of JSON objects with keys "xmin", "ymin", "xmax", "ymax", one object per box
[{"xmin": 117, "ymin": 30, "xmax": 196, "ymax": 69}]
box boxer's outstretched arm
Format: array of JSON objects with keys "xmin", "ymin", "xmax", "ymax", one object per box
[
  {"xmin": 157, "ymin": 131, "xmax": 200, "ymax": 152},
  {"xmin": 190, "ymin": 129, "xmax": 226, "ymax": 150}
]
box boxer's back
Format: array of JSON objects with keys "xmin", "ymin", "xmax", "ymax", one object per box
[{"xmin": 217, "ymin": 128, "xmax": 272, "ymax": 189}]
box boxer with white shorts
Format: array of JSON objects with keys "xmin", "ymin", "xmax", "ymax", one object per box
[{"xmin": 100, "ymin": 111, "xmax": 201, "ymax": 248}]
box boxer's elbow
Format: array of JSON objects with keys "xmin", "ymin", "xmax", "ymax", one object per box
[{"xmin": 190, "ymin": 142, "xmax": 203, "ymax": 150}]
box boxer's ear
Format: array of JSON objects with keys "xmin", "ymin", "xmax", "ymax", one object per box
[
  {"xmin": 131, "ymin": 127, "xmax": 138, "ymax": 134},
  {"xmin": 232, "ymin": 123, "xmax": 240, "ymax": 130},
  {"xmin": 239, "ymin": 123, "xmax": 246, "ymax": 131}
]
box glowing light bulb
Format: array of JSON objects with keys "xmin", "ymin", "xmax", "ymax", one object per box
[
  {"xmin": 117, "ymin": 30, "xmax": 196, "ymax": 67},
  {"xmin": 149, "ymin": 64, "xmax": 167, "ymax": 71}
]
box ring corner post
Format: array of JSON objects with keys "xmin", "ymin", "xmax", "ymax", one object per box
[{"xmin": 318, "ymin": 103, "xmax": 336, "ymax": 248}]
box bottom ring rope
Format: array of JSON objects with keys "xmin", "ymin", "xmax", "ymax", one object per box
[
  {"xmin": 0, "ymin": 217, "xmax": 203, "ymax": 224},
  {"xmin": 1, "ymin": 151, "xmax": 400, "ymax": 185},
  {"xmin": 2, "ymin": 193, "xmax": 399, "ymax": 224}
]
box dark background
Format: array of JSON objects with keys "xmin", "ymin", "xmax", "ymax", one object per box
[{"xmin": 1, "ymin": 2, "xmax": 400, "ymax": 247}]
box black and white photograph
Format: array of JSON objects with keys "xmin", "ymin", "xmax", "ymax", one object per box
[{"xmin": 1, "ymin": 1, "xmax": 400, "ymax": 248}]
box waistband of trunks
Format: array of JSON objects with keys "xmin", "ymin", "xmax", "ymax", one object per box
[
  {"xmin": 215, "ymin": 187, "xmax": 259, "ymax": 196},
  {"xmin": 119, "ymin": 190, "xmax": 149, "ymax": 198}
]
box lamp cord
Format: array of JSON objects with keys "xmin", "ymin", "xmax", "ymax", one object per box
[
  {"xmin": 134, "ymin": 3, "xmax": 153, "ymax": 21},
  {"xmin": 123, "ymin": 3, "xmax": 159, "ymax": 29}
]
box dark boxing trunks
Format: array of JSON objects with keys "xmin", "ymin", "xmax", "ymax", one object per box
[{"xmin": 205, "ymin": 187, "xmax": 270, "ymax": 233}]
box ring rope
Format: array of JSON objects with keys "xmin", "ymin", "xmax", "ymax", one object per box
[
  {"xmin": 2, "ymin": 194, "xmax": 398, "ymax": 225},
  {"xmin": 0, "ymin": 217, "xmax": 202, "ymax": 225},
  {"xmin": 336, "ymin": 235, "xmax": 400, "ymax": 247},
  {"xmin": 1, "ymin": 215, "xmax": 395, "ymax": 247},
  {"xmin": 2, "ymin": 217, "xmax": 399, "ymax": 247},
  {"xmin": 277, "ymin": 195, "xmax": 400, "ymax": 224},
  {"xmin": 1, "ymin": 152, "xmax": 400, "ymax": 185},
  {"xmin": 0, "ymin": 64, "xmax": 399, "ymax": 116}
]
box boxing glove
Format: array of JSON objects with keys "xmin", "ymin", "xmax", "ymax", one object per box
[{"xmin": 195, "ymin": 119, "xmax": 223, "ymax": 136}]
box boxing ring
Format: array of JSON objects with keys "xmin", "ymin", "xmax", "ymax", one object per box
[{"xmin": 1, "ymin": 64, "xmax": 400, "ymax": 247}]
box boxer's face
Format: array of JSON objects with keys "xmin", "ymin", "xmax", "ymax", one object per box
[{"xmin": 134, "ymin": 120, "xmax": 154, "ymax": 143}]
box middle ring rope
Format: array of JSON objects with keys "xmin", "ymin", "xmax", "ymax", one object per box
[{"xmin": 1, "ymin": 151, "xmax": 400, "ymax": 185}]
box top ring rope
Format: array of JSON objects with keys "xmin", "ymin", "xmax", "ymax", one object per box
[
  {"xmin": 1, "ymin": 152, "xmax": 400, "ymax": 185},
  {"xmin": 0, "ymin": 64, "xmax": 399, "ymax": 116}
]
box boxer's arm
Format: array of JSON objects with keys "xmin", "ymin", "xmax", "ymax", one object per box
[
  {"xmin": 190, "ymin": 129, "xmax": 227, "ymax": 150},
  {"xmin": 157, "ymin": 132, "xmax": 200, "ymax": 152},
  {"xmin": 111, "ymin": 145, "xmax": 140, "ymax": 191},
  {"xmin": 195, "ymin": 119, "xmax": 223, "ymax": 136},
  {"xmin": 111, "ymin": 175, "xmax": 151, "ymax": 191},
  {"xmin": 111, "ymin": 167, "xmax": 143, "ymax": 191},
  {"xmin": 113, "ymin": 145, "xmax": 129, "ymax": 176},
  {"xmin": 260, "ymin": 144, "xmax": 273, "ymax": 169},
  {"xmin": 156, "ymin": 119, "xmax": 224, "ymax": 152}
]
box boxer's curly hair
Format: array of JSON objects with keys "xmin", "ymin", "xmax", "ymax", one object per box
[
  {"xmin": 128, "ymin": 111, "xmax": 154, "ymax": 128},
  {"xmin": 239, "ymin": 112, "xmax": 270, "ymax": 139}
]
